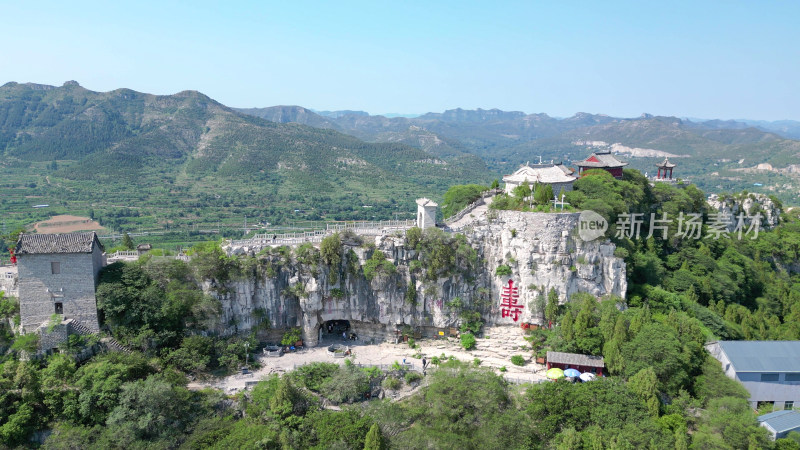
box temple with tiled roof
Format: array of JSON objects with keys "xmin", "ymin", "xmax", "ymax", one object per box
[
  {"xmin": 502, "ymin": 163, "xmax": 577, "ymax": 195},
  {"xmin": 576, "ymin": 150, "xmax": 628, "ymax": 179}
]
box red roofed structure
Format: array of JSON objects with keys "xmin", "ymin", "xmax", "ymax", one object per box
[{"xmin": 577, "ymin": 150, "xmax": 628, "ymax": 180}]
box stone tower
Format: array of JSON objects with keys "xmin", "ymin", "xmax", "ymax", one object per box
[
  {"xmin": 416, "ymin": 198, "xmax": 438, "ymax": 229},
  {"xmin": 15, "ymin": 232, "xmax": 105, "ymax": 333}
]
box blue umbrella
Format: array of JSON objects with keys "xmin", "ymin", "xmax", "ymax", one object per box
[{"xmin": 564, "ymin": 368, "xmax": 581, "ymax": 378}]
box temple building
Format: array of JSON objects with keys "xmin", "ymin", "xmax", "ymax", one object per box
[
  {"xmin": 502, "ymin": 163, "xmax": 576, "ymax": 195},
  {"xmin": 576, "ymin": 150, "xmax": 628, "ymax": 179},
  {"xmin": 654, "ymin": 157, "xmax": 676, "ymax": 181}
]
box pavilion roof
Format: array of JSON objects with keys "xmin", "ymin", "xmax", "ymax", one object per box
[{"xmin": 656, "ymin": 157, "xmax": 676, "ymax": 168}]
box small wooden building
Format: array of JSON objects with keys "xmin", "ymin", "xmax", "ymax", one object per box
[
  {"xmin": 576, "ymin": 151, "xmax": 628, "ymax": 180},
  {"xmin": 546, "ymin": 351, "xmax": 604, "ymax": 376}
]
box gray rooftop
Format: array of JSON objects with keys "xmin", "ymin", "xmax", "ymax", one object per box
[
  {"xmin": 719, "ymin": 340, "xmax": 800, "ymax": 373},
  {"xmin": 546, "ymin": 351, "xmax": 604, "ymax": 368},
  {"xmin": 758, "ymin": 410, "xmax": 800, "ymax": 433},
  {"xmin": 16, "ymin": 232, "xmax": 103, "ymax": 255}
]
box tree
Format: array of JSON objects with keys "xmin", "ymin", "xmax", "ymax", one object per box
[
  {"xmin": 621, "ymin": 323, "xmax": 688, "ymax": 394},
  {"xmin": 270, "ymin": 377, "xmax": 309, "ymax": 426},
  {"xmin": 628, "ymin": 367, "xmax": 660, "ymax": 417},
  {"xmin": 512, "ymin": 182, "xmax": 532, "ymax": 202},
  {"xmin": 121, "ymin": 232, "xmax": 134, "ymax": 250},
  {"xmin": 560, "ymin": 309, "xmax": 574, "ymax": 341},
  {"xmin": 442, "ymin": 184, "xmax": 488, "ymax": 218},
  {"xmin": 545, "ymin": 288, "xmax": 560, "ymax": 328},
  {"xmin": 535, "ymin": 183, "xmax": 554, "ymax": 206},
  {"xmin": 106, "ymin": 376, "xmax": 193, "ymax": 442},
  {"xmin": 364, "ymin": 423, "xmax": 387, "ymax": 450}
]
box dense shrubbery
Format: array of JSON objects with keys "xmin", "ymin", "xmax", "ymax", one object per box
[{"xmin": 405, "ymin": 227, "xmax": 478, "ymax": 281}]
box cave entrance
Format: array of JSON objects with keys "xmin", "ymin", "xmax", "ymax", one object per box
[{"xmin": 320, "ymin": 320, "xmax": 352, "ymax": 343}]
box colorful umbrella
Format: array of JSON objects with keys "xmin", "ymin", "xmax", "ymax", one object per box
[
  {"xmin": 546, "ymin": 368, "xmax": 565, "ymax": 379},
  {"xmin": 564, "ymin": 368, "xmax": 581, "ymax": 378},
  {"xmin": 579, "ymin": 372, "xmax": 597, "ymax": 382}
]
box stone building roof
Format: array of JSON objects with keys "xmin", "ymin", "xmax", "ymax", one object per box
[
  {"xmin": 577, "ymin": 151, "xmax": 628, "ymax": 168},
  {"xmin": 503, "ymin": 164, "xmax": 577, "ymax": 184},
  {"xmin": 16, "ymin": 232, "xmax": 104, "ymax": 255},
  {"xmin": 546, "ymin": 351, "xmax": 605, "ymax": 368},
  {"xmin": 416, "ymin": 198, "xmax": 438, "ymax": 207}
]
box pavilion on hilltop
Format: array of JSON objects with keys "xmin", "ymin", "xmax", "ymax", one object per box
[
  {"xmin": 576, "ymin": 150, "xmax": 628, "ymax": 180},
  {"xmin": 654, "ymin": 157, "xmax": 676, "ymax": 181}
]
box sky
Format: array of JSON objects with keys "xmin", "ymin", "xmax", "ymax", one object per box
[{"xmin": 1, "ymin": 1, "xmax": 798, "ymax": 120}]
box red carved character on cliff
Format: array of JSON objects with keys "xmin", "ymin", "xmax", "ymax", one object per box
[{"xmin": 500, "ymin": 279, "xmax": 523, "ymax": 322}]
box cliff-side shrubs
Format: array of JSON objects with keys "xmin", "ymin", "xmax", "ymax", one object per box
[
  {"xmin": 405, "ymin": 283, "xmax": 417, "ymax": 306},
  {"xmin": 410, "ymin": 228, "xmax": 478, "ymax": 281},
  {"xmin": 320, "ymin": 233, "xmax": 343, "ymax": 283},
  {"xmin": 363, "ymin": 250, "xmax": 396, "ymax": 281},
  {"xmin": 511, "ymin": 355, "xmax": 525, "ymax": 366},
  {"xmin": 495, "ymin": 264, "xmax": 512, "ymax": 276}
]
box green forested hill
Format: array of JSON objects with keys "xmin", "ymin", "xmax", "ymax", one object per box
[
  {"xmin": 237, "ymin": 106, "xmax": 800, "ymax": 205},
  {"xmin": 0, "ymin": 82, "xmax": 491, "ymax": 238}
]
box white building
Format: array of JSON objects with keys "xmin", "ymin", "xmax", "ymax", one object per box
[
  {"xmin": 502, "ymin": 163, "xmax": 576, "ymax": 195},
  {"xmin": 0, "ymin": 264, "xmax": 18, "ymax": 298},
  {"xmin": 416, "ymin": 198, "xmax": 438, "ymax": 229}
]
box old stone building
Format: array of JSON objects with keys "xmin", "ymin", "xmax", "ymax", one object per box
[{"xmin": 16, "ymin": 232, "xmax": 104, "ymax": 334}]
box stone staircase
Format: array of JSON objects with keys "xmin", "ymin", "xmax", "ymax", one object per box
[
  {"xmin": 474, "ymin": 325, "xmax": 531, "ymax": 359},
  {"xmin": 66, "ymin": 319, "xmax": 131, "ymax": 354}
]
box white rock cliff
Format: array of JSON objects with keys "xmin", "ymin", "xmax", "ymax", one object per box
[{"xmin": 210, "ymin": 211, "xmax": 626, "ymax": 346}]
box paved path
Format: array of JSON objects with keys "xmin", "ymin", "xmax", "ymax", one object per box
[
  {"xmin": 446, "ymin": 196, "xmax": 494, "ymax": 231},
  {"xmin": 189, "ymin": 329, "xmax": 547, "ymax": 394}
]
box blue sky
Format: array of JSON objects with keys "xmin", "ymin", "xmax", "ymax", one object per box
[{"xmin": 1, "ymin": 1, "xmax": 798, "ymax": 119}]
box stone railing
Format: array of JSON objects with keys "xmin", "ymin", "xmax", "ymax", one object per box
[
  {"xmin": 326, "ymin": 219, "xmax": 416, "ymax": 235},
  {"xmin": 228, "ymin": 219, "xmax": 417, "ymax": 252},
  {"xmin": 105, "ymin": 251, "xmax": 140, "ymax": 264}
]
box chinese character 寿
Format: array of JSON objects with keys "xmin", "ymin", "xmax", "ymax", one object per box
[{"xmin": 500, "ymin": 279, "xmax": 524, "ymax": 322}]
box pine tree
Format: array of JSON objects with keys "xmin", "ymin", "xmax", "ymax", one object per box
[
  {"xmin": 121, "ymin": 232, "xmax": 134, "ymax": 250},
  {"xmin": 545, "ymin": 288, "xmax": 560, "ymax": 328},
  {"xmin": 364, "ymin": 423, "xmax": 386, "ymax": 450},
  {"xmin": 561, "ymin": 309, "xmax": 575, "ymax": 341},
  {"xmin": 628, "ymin": 367, "xmax": 660, "ymax": 417}
]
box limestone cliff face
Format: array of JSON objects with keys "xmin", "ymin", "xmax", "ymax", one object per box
[
  {"xmin": 707, "ymin": 193, "xmax": 780, "ymax": 230},
  {"xmin": 212, "ymin": 211, "xmax": 626, "ymax": 346}
]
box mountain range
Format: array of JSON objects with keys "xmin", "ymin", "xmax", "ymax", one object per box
[{"xmin": 1, "ymin": 80, "xmax": 799, "ymax": 234}]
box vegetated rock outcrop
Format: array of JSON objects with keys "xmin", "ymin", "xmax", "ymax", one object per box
[
  {"xmin": 707, "ymin": 192, "xmax": 781, "ymax": 231},
  {"xmin": 213, "ymin": 211, "xmax": 626, "ymax": 346}
]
